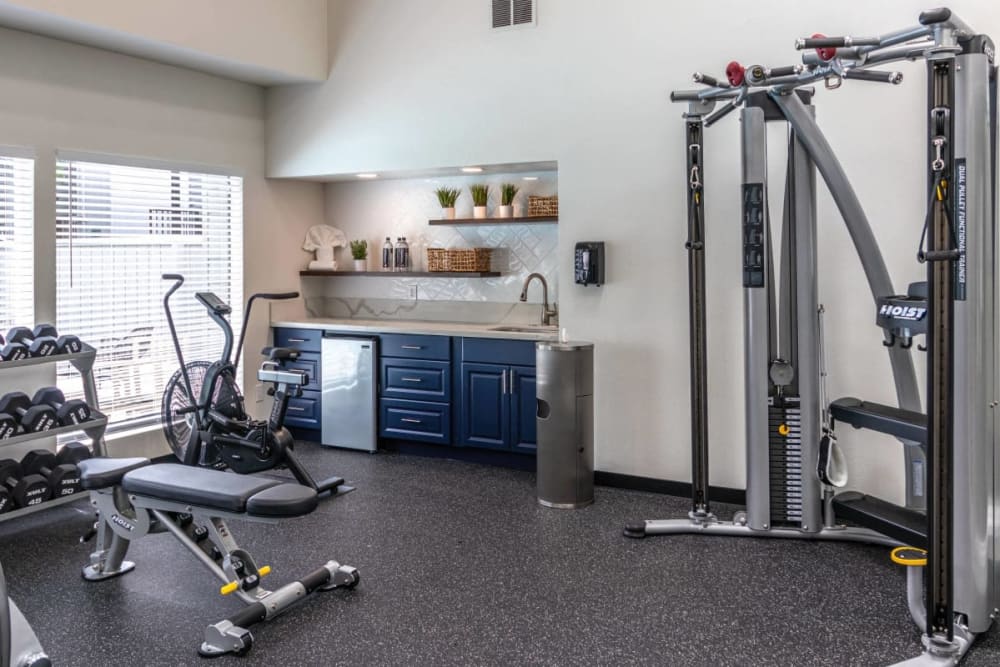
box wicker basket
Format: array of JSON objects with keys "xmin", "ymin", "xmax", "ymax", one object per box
[
  {"xmin": 527, "ymin": 195, "xmax": 559, "ymax": 217},
  {"xmin": 447, "ymin": 248, "xmax": 492, "ymax": 272},
  {"xmin": 427, "ymin": 248, "xmax": 449, "ymax": 272}
]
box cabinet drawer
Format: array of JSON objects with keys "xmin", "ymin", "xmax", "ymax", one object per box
[
  {"xmin": 461, "ymin": 338, "xmax": 535, "ymax": 366},
  {"xmin": 283, "ymin": 389, "xmax": 321, "ymax": 428},
  {"xmin": 280, "ymin": 352, "xmax": 320, "ymax": 391},
  {"xmin": 380, "ymin": 334, "xmax": 450, "ymax": 361},
  {"xmin": 380, "ymin": 398, "xmax": 450, "ymax": 444},
  {"xmin": 274, "ymin": 327, "xmax": 322, "ymax": 353},
  {"xmin": 381, "ymin": 358, "xmax": 450, "ymax": 401}
]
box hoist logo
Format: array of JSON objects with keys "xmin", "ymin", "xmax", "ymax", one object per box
[
  {"xmin": 879, "ymin": 304, "xmax": 927, "ymax": 321},
  {"xmin": 984, "ymin": 41, "xmax": 995, "ymax": 63},
  {"xmin": 111, "ymin": 513, "xmax": 135, "ymax": 532}
]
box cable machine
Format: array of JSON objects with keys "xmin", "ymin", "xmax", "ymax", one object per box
[{"xmin": 626, "ymin": 8, "xmax": 998, "ymax": 665}]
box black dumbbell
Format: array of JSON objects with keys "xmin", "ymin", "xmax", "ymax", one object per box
[
  {"xmin": 22, "ymin": 449, "xmax": 83, "ymax": 497},
  {"xmin": 0, "ymin": 485, "xmax": 13, "ymax": 513},
  {"xmin": 59, "ymin": 441, "xmax": 93, "ymax": 466},
  {"xmin": 0, "ymin": 333, "xmax": 29, "ymax": 362},
  {"xmin": 32, "ymin": 387, "xmax": 92, "ymax": 425},
  {"xmin": 0, "ymin": 392, "xmax": 57, "ymax": 432},
  {"xmin": 6, "ymin": 325, "xmax": 58, "ymax": 357},
  {"xmin": 28, "ymin": 324, "xmax": 82, "ymax": 355},
  {"xmin": 0, "ymin": 459, "xmax": 51, "ymax": 507},
  {"xmin": 0, "ymin": 410, "xmax": 18, "ymax": 439}
]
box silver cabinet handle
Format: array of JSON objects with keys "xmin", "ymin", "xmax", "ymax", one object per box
[
  {"xmin": 288, "ymin": 338, "xmax": 307, "ymax": 343},
  {"xmin": 288, "ymin": 406, "xmax": 306, "ymax": 412},
  {"xmin": 501, "ymin": 368, "xmax": 507, "ymax": 395},
  {"xmin": 401, "ymin": 345, "xmax": 423, "ymax": 350},
  {"xmin": 508, "ymin": 369, "xmax": 516, "ymax": 395},
  {"xmin": 401, "ymin": 417, "xmax": 422, "ymax": 424},
  {"xmin": 401, "ymin": 377, "xmax": 423, "ymax": 383}
]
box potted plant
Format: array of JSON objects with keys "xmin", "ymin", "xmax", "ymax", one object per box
[
  {"xmin": 470, "ymin": 184, "xmax": 489, "ymax": 219},
  {"xmin": 349, "ymin": 239, "xmax": 368, "ymax": 272},
  {"xmin": 499, "ymin": 183, "xmax": 519, "ymax": 218},
  {"xmin": 435, "ymin": 187, "xmax": 461, "ymax": 220}
]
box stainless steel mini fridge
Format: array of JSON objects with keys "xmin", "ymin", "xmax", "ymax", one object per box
[{"xmin": 320, "ymin": 335, "xmax": 377, "ymax": 452}]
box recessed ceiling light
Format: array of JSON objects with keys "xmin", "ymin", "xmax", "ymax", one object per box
[
  {"xmin": 356, "ymin": 173, "xmax": 378, "ymax": 179},
  {"xmin": 460, "ymin": 166, "xmax": 483, "ymax": 173},
  {"xmin": 522, "ymin": 176, "xmax": 539, "ymax": 181}
]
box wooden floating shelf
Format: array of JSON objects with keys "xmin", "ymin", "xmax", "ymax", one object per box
[
  {"xmin": 428, "ymin": 215, "xmax": 558, "ymax": 226},
  {"xmin": 300, "ymin": 270, "xmax": 501, "ymax": 278}
]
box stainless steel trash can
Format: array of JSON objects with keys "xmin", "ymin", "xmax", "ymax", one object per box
[{"xmin": 536, "ymin": 340, "xmax": 594, "ymax": 509}]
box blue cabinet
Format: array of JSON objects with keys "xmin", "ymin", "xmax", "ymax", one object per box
[
  {"xmin": 509, "ymin": 366, "xmax": 537, "ymax": 453},
  {"xmin": 378, "ymin": 334, "xmax": 452, "ymax": 443},
  {"xmin": 458, "ymin": 340, "xmax": 537, "ymax": 452},
  {"xmin": 460, "ymin": 363, "xmax": 510, "ymax": 449}
]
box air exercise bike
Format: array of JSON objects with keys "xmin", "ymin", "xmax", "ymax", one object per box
[
  {"xmin": 160, "ymin": 274, "xmax": 344, "ymax": 495},
  {"xmin": 626, "ymin": 8, "xmax": 997, "ymax": 666}
]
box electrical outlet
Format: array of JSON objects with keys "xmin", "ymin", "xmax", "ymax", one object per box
[
  {"xmin": 255, "ymin": 383, "xmax": 265, "ymax": 403},
  {"xmin": 408, "ymin": 284, "xmax": 418, "ymax": 299}
]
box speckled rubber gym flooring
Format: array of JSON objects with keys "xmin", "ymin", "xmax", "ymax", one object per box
[{"xmin": 1, "ymin": 442, "xmax": 998, "ymax": 666}]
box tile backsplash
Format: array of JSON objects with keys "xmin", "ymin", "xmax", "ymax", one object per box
[{"xmin": 316, "ymin": 171, "xmax": 559, "ymax": 304}]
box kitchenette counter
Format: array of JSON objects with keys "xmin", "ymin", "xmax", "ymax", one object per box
[{"xmin": 270, "ymin": 317, "xmax": 559, "ymax": 341}]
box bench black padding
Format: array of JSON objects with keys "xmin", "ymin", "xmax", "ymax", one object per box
[
  {"xmin": 79, "ymin": 457, "xmax": 152, "ymax": 490},
  {"xmin": 246, "ymin": 483, "xmax": 318, "ymax": 517},
  {"xmin": 121, "ymin": 464, "xmax": 317, "ymax": 517}
]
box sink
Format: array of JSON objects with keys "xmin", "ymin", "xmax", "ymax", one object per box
[{"xmin": 489, "ymin": 325, "xmax": 558, "ymax": 334}]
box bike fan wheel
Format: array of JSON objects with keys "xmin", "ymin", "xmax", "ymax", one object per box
[{"xmin": 161, "ymin": 361, "xmax": 213, "ymax": 464}]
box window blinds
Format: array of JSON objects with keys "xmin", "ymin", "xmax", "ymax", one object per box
[
  {"xmin": 0, "ymin": 155, "xmax": 34, "ymax": 333},
  {"xmin": 55, "ymin": 157, "xmax": 244, "ymax": 433}
]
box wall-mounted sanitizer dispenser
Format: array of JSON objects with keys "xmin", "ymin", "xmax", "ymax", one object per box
[{"xmin": 574, "ymin": 242, "xmax": 605, "ymax": 286}]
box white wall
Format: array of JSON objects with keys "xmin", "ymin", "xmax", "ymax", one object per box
[
  {"xmin": 0, "ymin": 26, "xmax": 324, "ymax": 459},
  {"xmin": 0, "ymin": 0, "xmax": 328, "ymax": 84},
  {"xmin": 320, "ymin": 171, "xmax": 559, "ymax": 303},
  {"xmin": 266, "ymin": 0, "xmax": 999, "ymax": 500}
]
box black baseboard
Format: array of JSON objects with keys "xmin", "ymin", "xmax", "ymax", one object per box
[
  {"xmin": 378, "ymin": 439, "xmax": 536, "ymax": 471},
  {"xmin": 594, "ymin": 470, "xmax": 746, "ymax": 506}
]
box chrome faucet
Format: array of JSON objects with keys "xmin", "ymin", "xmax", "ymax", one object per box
[{"xmin": 520, "ymin": 273, "xmax": 558, "ymax": 326}]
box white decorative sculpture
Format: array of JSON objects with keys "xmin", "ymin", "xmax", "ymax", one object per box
[{"xmin": 303, "ymin": 225, "xmax": 348, "ymax": 270}]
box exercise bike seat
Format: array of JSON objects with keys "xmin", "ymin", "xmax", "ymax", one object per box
[
  {"xmin": 262, "ymin": 346, "xmax": 299, "ymax": 361},
  {"xmin": 79, "ymin": 457, "xmax": 152, "ymax": 490},
  {"xmin": 121, "ymin": 463, "xmax": 319, "ymax": 518}
]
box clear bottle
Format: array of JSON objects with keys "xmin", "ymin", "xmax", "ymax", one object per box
[
  {"xmin": 382, "ymin": 237, "xmax": 394, "ymax": 271},
  {"xmin": 396, "ymin": 237, "xmax": 410, "ymax": 271}
]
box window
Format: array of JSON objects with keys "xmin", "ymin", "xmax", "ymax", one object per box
[
  {"xmin": 55, "ymin": 157, "xmax": 243, "ymax": 433},
  {"xmin": 0, "ymin": 155, "xmax": 34, "ymax": 332}
]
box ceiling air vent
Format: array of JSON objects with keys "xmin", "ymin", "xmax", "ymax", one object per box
[{"xmin": 492, "ymin": 0, "xmax": 536, "ymax": 29}]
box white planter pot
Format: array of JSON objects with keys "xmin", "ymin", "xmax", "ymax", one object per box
[
  {"xmin": 442, "ymin": 207, "xmax": 456, "ymax": 220},
  {"xmin": 473, "ymin": 206, "xmax": 488, "ymax": 219},
  {"xmin": 498, "ymin": 205, "xmax": 513, "ymax": 218},
  {"xmin": 353, "ymin": 259, "xmax": 368, "ymax": 272}
]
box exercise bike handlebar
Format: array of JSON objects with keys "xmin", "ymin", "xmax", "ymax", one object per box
[
  {"xmin": 233, "ymin": 291, "xmax": 302, "ymax": 371},
  {"xmin": 161, "ymin": 273, "xmax": 200, "ymax": 427}
]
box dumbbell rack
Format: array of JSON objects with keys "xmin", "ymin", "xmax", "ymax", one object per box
[{"xmin": 0, "ymin": 343, "xmax": 107, "ymax": 522}]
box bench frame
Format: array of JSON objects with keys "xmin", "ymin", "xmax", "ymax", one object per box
[{"xmin": 83, "ymin": 480, "xmax": 359, "ymax": 657}]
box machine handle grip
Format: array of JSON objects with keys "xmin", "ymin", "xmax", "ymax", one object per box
[
  {"xmin": 704, "ymin": 100, "xmax": 738, "ymax": 127},
  {"xmin": 796, "ymin": 36, "xmax": 880, "ymax": 49},
  {"xmin": 919, "ymin": 7, "xmax": 951, "ymax": 25},
  {"xmin": 769, "ymin": 65, "xmax": 800, "ymax": 78},
  {"xmin": 692, "ymin": 72, "xmax": 723, "ymax": 87},
  {"xmin": 162, "ymin": 273, "xmax": 184, "ymax": 281},
  {"xmin": 844, "ymin": 69, "xmax": 903, "ymax": 84}
]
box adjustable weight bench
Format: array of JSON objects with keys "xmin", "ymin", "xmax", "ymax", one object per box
[{"xmin": 78, "ymin": 458, "xmax": 359, "ymax": 658}]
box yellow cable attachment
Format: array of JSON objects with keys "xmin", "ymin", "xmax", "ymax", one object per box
[
  {"xmin": 220, "ymin": 581, "xmax": 239, "ymax": 596},
  {"xmin": 936, "ymin": 179, "xmax": 948, "ymax": 201},
  {"xmin": 891, "ymin": 546, "xmax": 927, "ymax": 567},
  {"xmin": 777, "ymin": 424, "xmax": 790, "ymax": 437},
  {"xmin": 258, "ymin": 566, "xmax": 272, "ymax": 578}
]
